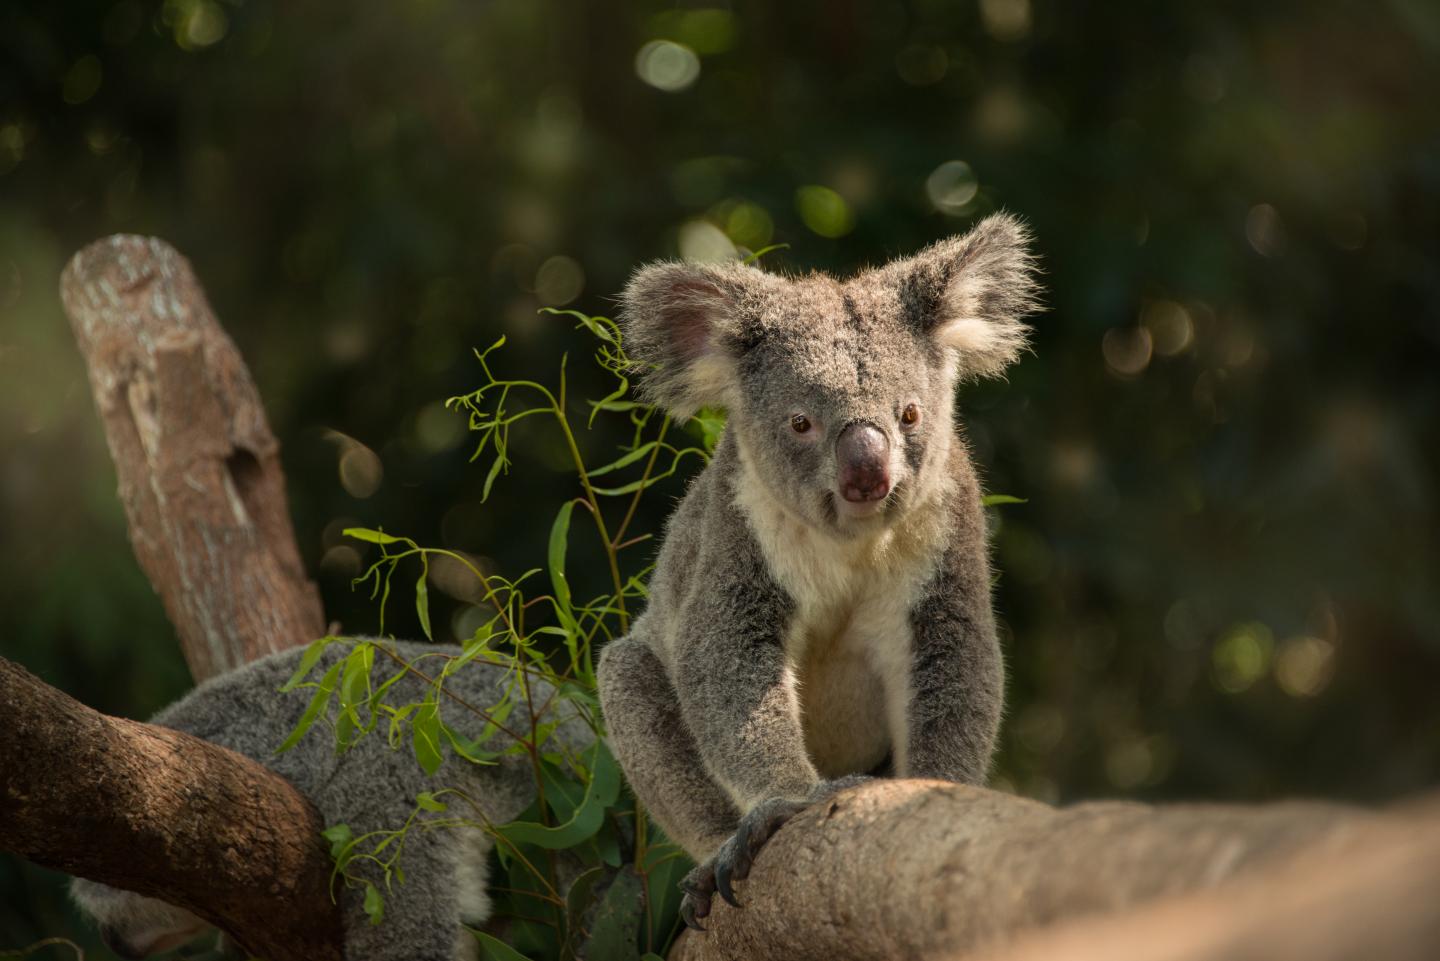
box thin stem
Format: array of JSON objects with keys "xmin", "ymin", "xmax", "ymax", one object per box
[{"xmin": 612, "ymin": 415, "xmax": 671, "ymax": 549}]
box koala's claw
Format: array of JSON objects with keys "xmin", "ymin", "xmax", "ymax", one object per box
[
  {"xmin": 680, "ymin": 795, "xmax": 814, "ymax": 928},
  {"xmin": 679, "ymin": 874, "xmax": 712, "ymax": 931}
]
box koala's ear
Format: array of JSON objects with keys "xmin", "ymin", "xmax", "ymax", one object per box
[
  {"xmin": 620, "ymin": 262, "xmax": 770, "ymax": 419},
  {"xmin": 898, "ymin": 213, "xmax": 1040, "ymax": 378}
]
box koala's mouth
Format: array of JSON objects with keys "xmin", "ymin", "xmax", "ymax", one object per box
[{"xmin": 826, "ymin": 486, "xmax": 897, "ymax": 525}]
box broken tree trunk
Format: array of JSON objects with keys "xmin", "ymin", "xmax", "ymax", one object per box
[
  {"xmin": 59, "ymin": 235, "xmax": 324, "ymax": 682},
  {"xmin": 669, "ymin": 779, "xmax": 1440, "ymax": 961},
  {"xmin": 0, "ymin": 235, "xmax": 344, "ymax": 960},
  {"xmin": 0, "ymin": 655, "xmax": 343, "ymax": 961}
]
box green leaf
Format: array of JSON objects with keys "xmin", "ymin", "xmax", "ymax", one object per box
[
  {"xmin": 473, "ymin": 930, "xmax": 535, "ymax": 961},
  {"xmin": 482, "ymin": 454, "xmax": 506, "ymax": 502},
  {"xmin": 495, "ymin": 743, "xmax": 621, "ymax": 850},
  {"xmin": 344, "ymin": 527, "xmax": 406, "ymax": 545},
  {"xmin": 586, "ymin": 441, "xmax": 659, "ymax": 478},
  {"xmin": 363, "ymin": 882, "xmax": 385, "ymax": 926},
  {"xmin": 411, "ymin": 698, "xmax": 444, "ymax": 776},
  {"xmin": 275, "ymin": 660, "xmax": 343, "ymax": 754},
  {"xmin": 587, "ymin": 868, "xmax": 643, "ymax": 961},
  {"xmin": 562, "ymin": 866, "xmax": 607, "ymax": 961},
  {"xmin": 741, "ymin": 242, "xmax": 790, "ymax": 265},
  {"xmin": 321, "ymin": 823, "xmax": 353, "ymax": 859},
  {"xmin": 548, "ymin": 500, "xmax": 575, "ymax": 615},
  {"xmin": 981, "ymin": 493, "xmax": 1028, "ymax": 507},
  {"xmin": 416, "ymin": 791, "xmax": 448, "ymax": 812},
  {"xmin": 416, "ymin": 556, "xmax": 433, "ymax": 641},
  {"xmin": 279, "ymin": 636, "xmax": 334, "ymax": 692}
]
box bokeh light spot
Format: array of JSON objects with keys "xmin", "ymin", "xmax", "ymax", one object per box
[
  {"xmin": 722, "ymin": 201, "xmax": 774, "ymax": 250},
  {"xmin": 635, "ymin": 40, "xmax": 701, "ymax": 93},
  {"xmin": 1142, "ymin": 299, "xmax": 1194, "ymax": 356},
  {"xmin": 979, "ymin": 0, "xmax": 1032, "ymax": 42},
  {"xmin": 1275, "ymin": 636, "xmax": 1336, "ymax": 697},
  {"xmin": 677, "ymin": 220, "xmax": 738, "ymax": 262},
  {"xmin": 535, "ymin": 255, "xmax": 585, "ymax": 306},
  {"xmin": 1102, "ymin": 326, "xmax": 1153, "ymax": 378},
  {"xmin": 335, "ymin": 438, "xmax": 383, "ymax": 499},
  {"xmin": 1212, "ymin": 622, "xmax": 1275, "ymax": 694},
  {"xmin": 415, "ymin": 401, "xmax": 466, "ymax": 454},
  {"xmin": 61, "ymin": 56, "xmax": 103, "ymax": 106},
  {"xmin": 794, "ymin": 185, "xmax": 855, "ymax": 238},
  {"xmin": 1245, "ymin": 203, "xmax": 1286, "ymax": 257},
  {"xmin": 926, "ymin": 160, "xmax": 979, "ymax": 215},
  {"xmin": 896, "ymin": 44, "xmax": 948, "ymax": 86}
]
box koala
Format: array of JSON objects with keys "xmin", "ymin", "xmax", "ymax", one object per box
[
  {"xmin": 595, "ymin": 214, "xmax": 1039, "ymax": 927},
  {"xmin": 71, "ymin": 640, "xmax": 574, "ymax": 960}
]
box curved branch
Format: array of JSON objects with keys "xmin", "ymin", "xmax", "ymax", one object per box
[
  {"xmin": 0, "ymin": 655, "xmax": 342, "ymax": 961},
  {"xmin": 59, "ymin": 236, "xmax": 323, "ymax": 682},
  {"xmin": 669, "ymin": 779, "xmax": 1440, "ymax": 961}
]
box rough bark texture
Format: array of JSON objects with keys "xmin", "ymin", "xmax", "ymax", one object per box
[
  {"xmin": 0, "ymin": 655, "xmax": 343, "ymax": 961},
  {"xmin": 59, "ymin": 235, "xmax": 323, "ymax": 682},
  {"xmin": 972, "ymin": 793, "xmax": 1440, "ymax": 961},
  {"xmin": 669, "ymin": 778, "xmax": 1439, "ymax": 961}
]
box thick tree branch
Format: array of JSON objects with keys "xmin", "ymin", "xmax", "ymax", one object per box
[
  {"xmin": 59, "ymin": 235, "xmax": 323, "ymax": 682},
  {"xmin": 0, "ymin": 655, "xmax": 342, "ymax": 961},
  {"xmin": 669, "ymin": 779, "xmax": 1439, "ymax": 961}
]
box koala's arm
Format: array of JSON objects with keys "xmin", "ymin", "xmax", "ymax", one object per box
[
  {"xmin": 904, "ymin": 463, "xmax": 1005, "ymax": 783},
  {"xmin": 672, "ymin": 533, "xmax": 820, "ymax": 813}
]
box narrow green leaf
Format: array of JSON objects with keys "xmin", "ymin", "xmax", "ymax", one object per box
[
  {"xmin": 473, "ymin": 930, "xmax": 535, "ymax": 961},
  {"xmin": 416, "ymin": 556, "xmax": 433, "ymax": 641},
  {"xmin": 415, "ymin": 791, "xmax": 448, "ymax": 812},
  {"xmin": 275, "ymin": 661, "xmax": 342, "ymax": 754},
  {"xmin": 482, "ymin": 454, "xmax": 506, "ymax": 502},
  {"xmin": 586, "ymin": 441, "xmax": 659, "ymax": 478},
  {"xmin": 344, "ymin": 527, "xmax": 405, "ymax": 545},
  {"xmin": 981, "ymin": 493, "xmax": 1028, "ymax": 507},
  {"xmin": 363, "ymin": 883, "xmax": 385, "ymax": 926},
  {"xmin": 279, "ymin": 636, "xmax": 334, "ymax": 692},
  {"xmin": 548, "ymin": 501, "xmax": 575, "ymax": 615},
  {"xmin": 411, "ymin": 698, "xmax": 444, "ymax": 776},
  {"xmin": 740, "ymin": 242, "xmax": 790, "ymax": 265}
]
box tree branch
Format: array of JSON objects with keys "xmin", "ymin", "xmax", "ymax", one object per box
[
  {"xmin": 59, "ymin": 235, "xmax": 323, "ymax": 682},
  {"xmin": 0, "ymin": 655, "xmax": 342, "ymax": 961},
  {"xmin": 669, "ymin": 779, "xmax": 1440, "ymax": 961}
]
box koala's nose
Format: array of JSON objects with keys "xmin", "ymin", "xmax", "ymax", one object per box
[{"xmin": 836, "ymin": 422, "xmax": 891, "ymax": 503}]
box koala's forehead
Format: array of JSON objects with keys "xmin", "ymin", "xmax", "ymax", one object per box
[{"xmin": 741, "ymin": 274, "xmax": 928, "ymax": 399}]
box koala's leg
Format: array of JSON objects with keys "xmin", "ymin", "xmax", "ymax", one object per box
[{"xmin": 597, "ymin": 636, "xmax": 738, "ymax": 860}]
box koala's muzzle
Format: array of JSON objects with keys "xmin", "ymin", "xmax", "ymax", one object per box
[{"xmin": 836, "ymin": 422, "xmax": 891, "ymax": 504}]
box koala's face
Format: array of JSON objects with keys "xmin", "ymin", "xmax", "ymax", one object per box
[
  {"xmin": 70, "ymin": 879, "xmax": 211, "ymax": 959},
  {"xmin": 726, "ymin": 276, "xmax": 957, "ymax": 532},
  {"xmin": 623, "ymin": 214, "xmax": 1038, "ymax": 535}
]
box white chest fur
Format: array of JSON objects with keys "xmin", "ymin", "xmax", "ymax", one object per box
[{"xmin": 732, "ymin": 467, "xmax": 945, "ymax": 778}]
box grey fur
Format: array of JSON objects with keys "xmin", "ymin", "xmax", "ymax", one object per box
[
  {"xmin": 70, "ymin": 640, "xmax": 573, "ymax": 961},
  {"xmin": 597, "ymin": 215, "xmax": 1039, "ymax": 914}
]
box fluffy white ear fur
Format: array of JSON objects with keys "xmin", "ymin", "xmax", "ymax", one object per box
[
  {"xmin": 926, "ymin": 213, "xmax": 1041, "ymax": 378},
  {"xmin": 620, "ymin": 262, "xmax": 767, "ymax": 420}
]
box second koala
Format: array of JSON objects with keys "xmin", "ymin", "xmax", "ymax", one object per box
[{"xmin": 596, "ymin": 214, "xmax": 1039, "ymax": 926}]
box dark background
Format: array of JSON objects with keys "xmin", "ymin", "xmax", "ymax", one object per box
[{"xmin": 2, "ymin": 0, "xmax": 1437, "ymax": 954}]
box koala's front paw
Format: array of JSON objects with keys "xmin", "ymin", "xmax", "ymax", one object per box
[
  {"xmin": 680, "ymin": 795, "xmax": 806, "ymax": 929},
  {"xmin": 680, "ymin": 776, "xmax": 877, "ymax": 930}
]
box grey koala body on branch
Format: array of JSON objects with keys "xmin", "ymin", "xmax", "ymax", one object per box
[
  {"xmin": 596, "ymin": 214, "xmax": 1040, "ymax": 925},
  {"xmin": 70, "ymin": 640, "xmax": 557, "ymax": 961}
]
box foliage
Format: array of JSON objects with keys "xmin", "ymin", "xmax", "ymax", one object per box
[{"xmin": 280, "ymin": 311, "xmax": 709, "ymax": 960}]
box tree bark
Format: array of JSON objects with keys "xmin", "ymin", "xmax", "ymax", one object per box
[
  {"xmin": 669, "ymin": 778, "xmax": 1440, "ymax": 961},
  {"xmin": 0, "ymin": 655, "xmax": 343, "ymax": 961},
  {"xmin": 59, "ymin": 235, "xmax": 323, "ymax": 682}
]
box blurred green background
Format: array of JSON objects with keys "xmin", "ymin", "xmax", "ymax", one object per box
[{"xmin": 2, "ymin": 0, "xmax": 1438, "ymax": 954}]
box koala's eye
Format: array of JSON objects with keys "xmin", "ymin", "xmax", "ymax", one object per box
[
  {"xmin": 901, "ymin": 404, "xmax": 921, "ymax": 429},
  {"xmin": 791, "ymin": 414, "xmax": 812, "ymax": 434}
]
